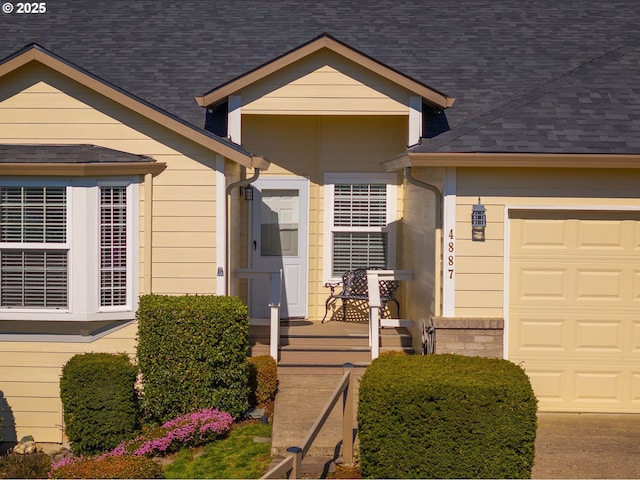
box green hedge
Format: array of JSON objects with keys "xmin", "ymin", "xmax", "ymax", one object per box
[
  {"xmin": 137, "ymin": 295, "xmax": 250, "ymax": 422},
  {"xmin": 248, "ymin": 355, "xmax": 278, "ymax": 406},
  {"xmin": 358, "ymin": 354, "xmax": 537, "ymax": 479},
  {"xmin": 60, "ymin": 353, "xmax": 139, "ymax": 455}
]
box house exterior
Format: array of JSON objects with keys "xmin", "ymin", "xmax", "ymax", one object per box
[{"xmin": 0, "ymin": 0, "xmax": 639, "ymax": 443}]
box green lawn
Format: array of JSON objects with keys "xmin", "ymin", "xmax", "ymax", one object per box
[{"xmin": 163, "ymin": 422, "xmax": 272, "ymax": 479}]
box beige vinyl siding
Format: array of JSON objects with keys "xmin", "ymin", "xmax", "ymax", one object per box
[
  {"xmin": 242, "ymin": 115, "xmax": 406, "ymax": 320},
  {"xmin": 0, "ymin": 323, "xmax": 137, "ymax": 443},
  {"xmin": 0, "ymin": 63, "xmax": 221, "ymax": 297},
  {"xmin": 240, "ymin": 50, "xmax": 412, "ymax": 115},
  {"xmin": 0, "ymin": 63, "xmax": 225, "ymax": 442},
  {"xmin": 399, "ymin": 168, "xmax": 443, "ymax": 352},
  {"xmin": 454, "ymin": 168, "xmax": 640, "ymax": 317}
]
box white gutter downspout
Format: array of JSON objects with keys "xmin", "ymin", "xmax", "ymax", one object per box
[
  {"xmin": 225, "ymin": 167, "xmax": 260, "ymax": 295},
  {"xmin": 404, "ymin": 167, "xmax": 443, "ymax": 316}
]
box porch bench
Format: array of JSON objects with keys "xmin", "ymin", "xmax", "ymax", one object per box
[{"xmin": 322, "ymin": 267, "xmax": 400, "ymax": 323}]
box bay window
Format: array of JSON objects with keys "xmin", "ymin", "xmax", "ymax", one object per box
[{"xmin": 0, "ymin": 179, "xmax": 137, "ymax": 321}]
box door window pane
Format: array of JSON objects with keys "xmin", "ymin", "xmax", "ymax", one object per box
[{"xmin": 260, "ymin": 189, "xmax": 299, "ymax": 257}]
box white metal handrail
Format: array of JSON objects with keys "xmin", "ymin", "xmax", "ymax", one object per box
[
  {"xmin": 235, "ymin": 269, "xmax": 282, "ymax": 361},
  {"xmin": 367, "ymin": 269, "xmax": 414, "ymax": 359}
]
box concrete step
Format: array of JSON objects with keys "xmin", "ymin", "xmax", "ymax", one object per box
[
  {"xmin": 250, "ymin": 327, "xmax": 412, "ymax": 348},
  {"xmin": 280, "ymin": 334, "xmax": 369, "ymax": 347},
  {"xmin": 278, "ymin": 347, "xmax": 373, "ymax": 366}
]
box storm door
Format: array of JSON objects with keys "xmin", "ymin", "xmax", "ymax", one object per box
[{"xmin": 249, "ymin": 177, "xmax": 308, "ymax": 318}]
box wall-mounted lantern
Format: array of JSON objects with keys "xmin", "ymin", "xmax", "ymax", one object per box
[
  {"xmin": 240, "ymin": 185, "xmax": 254, "ymax": 201},
  {"xmin": 471, "ymin": 197, "xmax": 486, "ymax": 242}
]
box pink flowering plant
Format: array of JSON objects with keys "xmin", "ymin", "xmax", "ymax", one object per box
[
  {"xmin": 50, "ymin": 408, "xmax": 235, "ymax": 474},
  {"xmin": 108, "ymin": 408, "xmax": 235, "ymax": 458}
]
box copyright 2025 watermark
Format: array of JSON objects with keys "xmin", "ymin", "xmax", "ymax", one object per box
[{"xmin": 2, "ymin": 2, "xmax": 47, "ymax": 14}]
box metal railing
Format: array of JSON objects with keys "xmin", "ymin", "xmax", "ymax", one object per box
[
  {"xmin": 261, "ymin": 363, "xmax": 355, "ymax": 479},
  {"xmin": 235, "ymin": 269, "xmax": 282, "ymax": 361},
  {"xmin": 367, "ymin": 269, "xmax": 414, "ymax": 359}
]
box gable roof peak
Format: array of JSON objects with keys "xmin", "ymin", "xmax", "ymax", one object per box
[
  {"xmin": 196, "ymin": 33, "xmax": 455, "ymax": 110},
  {"xmin": 0, "ymin": 43, "xmax": 268, "ymax": 169}
]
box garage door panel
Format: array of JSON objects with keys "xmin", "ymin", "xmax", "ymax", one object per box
[
  {"xmin": 516, "ymin": 359, "xmax": 640, "ymax": 411},
  {"xmin": 511, "ymin": 310, "xmax": 638, "ymax": 358},
  {"xmin": 577, "ymin": 219, "xmax": 626, "ymax": 250},
  {"xmin": 633, "ymin": 373, "xmax": 640, "ymax": 404},
  {"xmin": 523, "ymin": 368, "xmax": 566, "ymax": 402},
  {"xmin": 575, "ymin": 320, "xmax": 623, "ymax": 353},
  {"xmin": 574, "ymin": 370, "xmax": 622, "ymax": 403},
  {"xmin": 576, "ymin": 269, "xmax": 624, "ymax": 301},
  {"xmin": 518, "ymin": 219, "xmax": 569, "ymax": 249},
  {"xmin": 634, "ymin": 322, "xmax": 640, "ymax": 352},
  {"xmin": 512, "ymin": 317, "xmax": 568, "ymax": 352},
  {"xmin": 509, "ymin": 211, "xmax": 640, "ymax": 412},
  {"xmin": 516, "ymin": 267, "xmax": 567, "ymax": 301},
  {"xmin": 513, "ymin": 262, "xmax": 636, "ymax": 304}
]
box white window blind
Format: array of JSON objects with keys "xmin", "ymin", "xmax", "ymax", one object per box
[
  {"xmin": 0, "ymin": 186, "xmax": 66, "ymax": 243},
  {"xmin": 100, "ymin": 186, "xmax": 127, "ymax": 307},
  {"xmin": 334, "ymin": 184, "xmax": 386, "ymax": 227},
  {"xmin": 331, "ymin": 183, "xmax": 389, "ymax": 277},
  {"xmin": 0, "ymin": 186, "xmax": 68, "ymax": 308}
]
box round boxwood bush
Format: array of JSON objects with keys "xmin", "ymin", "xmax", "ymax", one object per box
[{"xmin": 60, "ymin": 352, "xmax": 139, "ymax": 455}]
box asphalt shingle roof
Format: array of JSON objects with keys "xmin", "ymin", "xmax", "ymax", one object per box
[
  {"xmin": 0, "ymin": 144, "xmax": 154, "ymax": 163},
  {"xmin": 1, "ymin": 0, "xmax": 639, "ymax": 154}
]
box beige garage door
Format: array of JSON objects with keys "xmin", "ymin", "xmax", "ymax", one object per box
[{"xmin": 509, "ymin": 210, "xmax": 640, "ymax": 412}]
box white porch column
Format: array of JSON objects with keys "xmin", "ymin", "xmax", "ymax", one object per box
[
  {"xmin": 409, "ymin": 96, "xmax": 422, "ymax": 146},
  {"xmin": 228, "ymin": 95, "xmax": 242, "ymax": 144}
]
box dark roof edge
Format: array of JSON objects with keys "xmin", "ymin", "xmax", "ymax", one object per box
[
  {"xmin": 198, "ymin": 32, "xmax": 453, "ymax": 106},
  {"xmin": 0, "ymin": 143, "xmax": 155, "ymax": 163},
  {"xmin": 0, "ymin": 44, "xmax": 255, "ymax": 160}
]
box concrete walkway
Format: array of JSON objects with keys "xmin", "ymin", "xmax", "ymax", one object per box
[
  {"xmin": 272, "ymin": 375, "xmax": 640, "ymax": 479},
  {"xmin": 533, "ymin": 413, "xmax": 640, "ymax": 479},
  {"xmin": 271, "ymin": 372, "xmax": 360, "ymax": 458}
]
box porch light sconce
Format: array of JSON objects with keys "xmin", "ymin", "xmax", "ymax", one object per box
[
  {"xmin": 471, "ymin": 197, "xmax": 486, "ymax": 242},
  {"xmin": 240, "ymin": 185, "xmax": 254, "ymax": 201}
]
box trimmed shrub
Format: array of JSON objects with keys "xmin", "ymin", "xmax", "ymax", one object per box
[
  {"xmin": 248, "ymin": 355, "xmax": 278, "ymax": 406},
  {"xmin": 137, "ymin": 295, "xmax": 250, "ymax": 422},
  {"xmin": 60, "ymin": 352, "xmax": 139, "ymax": 455},
  {"xmin": 49, "ymin": 455, "xmax": 163, "ymax": 479},
  {"xmin": 358, "ymin": 354, "xmax": 537, "ymax": 479},
  {"xmin": 0, "ymin": 453, "xmax": 51, "ymax": 479}
]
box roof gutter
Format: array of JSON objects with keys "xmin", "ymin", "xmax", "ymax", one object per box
[{"xmin": 385, "ymin": 152, "xmax": 640, "ymax": 170}]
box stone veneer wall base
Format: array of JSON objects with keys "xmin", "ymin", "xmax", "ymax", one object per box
[{"xmin": 431, "ymin": 317, "xmax": 504, "ymax": 358}]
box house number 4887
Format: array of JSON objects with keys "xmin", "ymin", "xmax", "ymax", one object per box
[{"xmin": 448, "ymin": 229, "xmax": 455, "ymax": 279}]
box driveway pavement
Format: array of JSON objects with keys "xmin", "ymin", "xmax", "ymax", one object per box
[{"xmin": 533, "ymin": 413, "xmax": 640, "ymax": 479}]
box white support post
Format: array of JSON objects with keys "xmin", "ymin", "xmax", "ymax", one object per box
[
  {"xmin": 228, "ymin": 95, "xmax": 242, "ymax": 145},
  {"xmin": 409, "ymin": 96, "xmax": 422, "ymax": 147},
  {"xmin": 235, "ymin": 268, "xmax": 282, "ymax": 362},
  {"xmin": 367, "ymin": 269, "xmax": 414, "ymax": 360},
  {"xmin": 367, "ymin": 271, "xmax": 381, "ymax": 359},
  {"xmin": 268, "ymin": 270, "xmax": 282, "ymax": 361}
]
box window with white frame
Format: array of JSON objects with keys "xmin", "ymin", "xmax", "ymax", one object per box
[
  {"xmin": 100, "ymin": 186, "xmax": 127, "ymax": 307},
  {"xmin": 0, "ymin": 186, "xmax": 68, "ymax": 308},
  {"xmin": 324, "ymin": 173, "xmax": 397, "ymax": 279},
  {"xmin": 0, "ymin": 180, "xmax": 137, "ymax": 320}
]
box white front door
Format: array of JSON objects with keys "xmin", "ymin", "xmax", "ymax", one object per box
[{"xmin": 250, "ymin": 177, "xmax": 308, "ymax": 318}]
